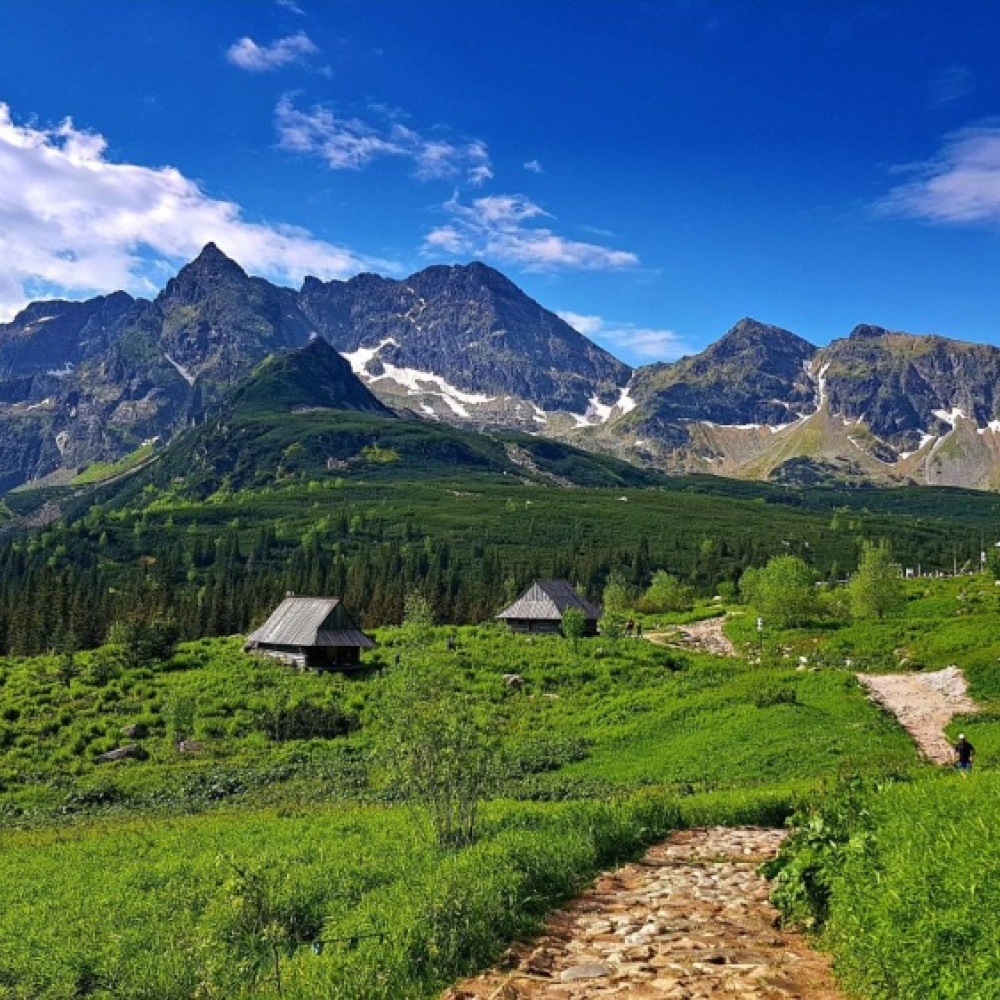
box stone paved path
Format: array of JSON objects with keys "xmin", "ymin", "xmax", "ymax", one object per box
[{"xmin": 443, "ymin": 827, "xmax": 843, "ymax": 1000}]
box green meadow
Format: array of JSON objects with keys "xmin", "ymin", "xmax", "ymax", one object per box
[{"xmin": 3, "ymin": 567, "xmax": 1000, "ymax": 997}]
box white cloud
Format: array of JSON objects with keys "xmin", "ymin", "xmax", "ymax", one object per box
[
  {"xmin": 879, "ymin": 123, "xmax": 1000, "ymax": 225},
  {"xmin": 275, "ymin": 96, "xmax": 493, "ymax": 184},
  {"xmin": 423, "ymin": 193, "xmax": 639, "ymax": 271},
  {"xmin": 226, "ymin": 32, "xmax": 317, "ymax": 72},
  {"xmin": 0, "ymin": 102, "xmax": 383, "ymax": 321},
  {"xmin": 555, "ymin": 311, "xmax": 603, "ymax": 337},
  {"xmin": 275, "ymin": 0, "xmax": 306, "ymax": 14},
  {"xmin": 524, "ymin": 159, "xmax": 543, "ymax": 174},
  {"xmin": 558, "ymin": 310, "xmax": 685, "ymax": 361}
]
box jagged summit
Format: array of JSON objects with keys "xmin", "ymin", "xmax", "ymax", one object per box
[
  {"xmin": 298, "ymin": 259, "xmax": 630, "ymax": 415},
  {"xmin": 695, "ymin": 318, "xmax": 815, "ymax": 366},
  {"xmin": 162, "ymin": 242, "xmax": 250, "ymax": 298},
  {"xmin": 622, "ymin": 317, "xmax": 816, "ymax": 431},
  {"xmin": 848, "ymin": 323, "xmax": 891, "ymax": 340},
  {"xmin": 190, "ymin": 241, "xmax": 246, "ymax": 273}
]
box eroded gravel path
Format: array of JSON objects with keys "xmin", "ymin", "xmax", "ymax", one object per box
[
  {"xmin": 857, "ymin": 666, "xmax": 978, "ymax": 765},
  {"xmin": 646, "ymin": 617, "xmax": 737, "ymax": 658},
  {"xmin": 443, "ymin": 827, "xmax": 842, "ymax": 1000}
]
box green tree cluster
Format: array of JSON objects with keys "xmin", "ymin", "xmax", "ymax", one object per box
[
  {"xmin": 638, "ymin": 570, "xmax": 694, "ymax": 613},
  {"xmin": 740, "ymin": 555, "xmax": 818, "ymax": 628},
  {"xmin": 848, "ymin": 541, "xmax": 905, "ymax": 620}
]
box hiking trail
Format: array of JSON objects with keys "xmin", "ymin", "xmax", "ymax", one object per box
[
  {"xmin": 645, "ymin": 616, "xmax": 737, "ymax": 658},
  {"xmin": 443, "ymin": 826, "xmax": 842, "ymax": 1000},
  {"xmin": 856, "ymin": 666, "xmax": 977, "ymax": 765}
]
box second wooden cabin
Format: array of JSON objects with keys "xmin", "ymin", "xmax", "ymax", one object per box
[{"xmin": 496, "ymin": 579, "xmax": 601, "ymax": 635}]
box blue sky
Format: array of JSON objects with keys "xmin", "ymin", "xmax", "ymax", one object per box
[{"xmin": 2, "ymin": 1, "xmax": 1000, "ymax": 365}]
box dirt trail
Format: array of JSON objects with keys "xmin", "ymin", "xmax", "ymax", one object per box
[
  {"xmin": 857, "ymin": 666, "xmax": 977, "ymax": 765},
  {"xmin": 444, "ymin": 827, "xmax": 842, "ymax": 1000},
  {"xmin": 645, "ymin": 617, "xmax": 737, "ymax": 658}
]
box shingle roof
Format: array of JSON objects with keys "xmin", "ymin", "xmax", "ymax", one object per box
[
  {"xmin": 247, "ymin": 597, "xmax": 373, "ymax": 648},
  {"xmin": 315, "ymin": 629, "xmax": 375, "ymax": 649},
  {"xmin": 497, "ymin": 579, "xmax": 601, "ymax": 621}
]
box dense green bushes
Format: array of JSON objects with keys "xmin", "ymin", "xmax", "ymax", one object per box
[{"xmin": 769, "ymin": 773, "xmax": 1000, "ymax": 999}]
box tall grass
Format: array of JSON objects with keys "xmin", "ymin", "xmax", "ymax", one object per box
[
  {"xmin": 768, "ymin": 772, "xmax": 1000, "ymax": 999},
  {"xmin": 824, "ymin": 773, "xmax": 1000, "ymax": 999},
  {"xmin": 0, "ymin": 787, "xmax": 791, "ymax": 999}
]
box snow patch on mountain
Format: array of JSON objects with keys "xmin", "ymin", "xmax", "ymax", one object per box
[
  {"xmin": 933, "ymin": 407, "xmax": 966, "ymax": 425},
  {"xmin": 342, "ymin": 338, "xmax": 399, "ymax": 373},
  {"xmin": 900, "ymin": 433, "xmax": 937, "ymax": 459},
  {"xmin": 164, "ymin": 353, "xmax": 196, "ymax": 386},
  {"xmin": 571, "ymin": 387, "xmax": 637, "ymax": 427}
]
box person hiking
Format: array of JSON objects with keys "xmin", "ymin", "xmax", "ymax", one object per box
[{"xmin": 955, "ymin": 733, "xmax": 975, "ymax": 773}]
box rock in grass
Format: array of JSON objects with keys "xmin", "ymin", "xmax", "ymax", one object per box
[{"xmin": 96, "ymin": 744, "xmax": 146, "ymax": 763}]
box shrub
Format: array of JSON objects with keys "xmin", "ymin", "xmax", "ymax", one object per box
[
  {"xmin": 254, "ymin": 701, "xmax": 356, "ymax": 742},
  {"xmin": 370, "ymin": 657, "xmax": 502, "ymax": 849},
  {"xmin": 753, "ymin": 686, "xmax": 800, "ymax": 708},
  {"xmin": 638, "ymin": 571, "xmax": 695, "ymax": 613},
  {"xmin": 740, "ymin": 555, "xmax": 819, "ymax": 628},
  {"xmin": 106, "ymin": 617, "xmax": 181, "ymax": 670}
]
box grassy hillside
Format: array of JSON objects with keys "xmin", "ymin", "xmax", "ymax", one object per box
[
  {"xmin": 731, "ymin": 571, "xmax": 1000, "ymax": 998},
  {"xmin": 0, "ymin": 612, "xmax": 920, "ymax": 998}
]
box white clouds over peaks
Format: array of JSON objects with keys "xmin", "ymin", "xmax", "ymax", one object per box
[
  {"xmin": 880, "ymin": 124, "xmax": 1000, "ymax": 226},
  {"xmin": 274, "ymin": 98, "xmax": 633, "ymax": 273},
  {"xmin": 0, "ymin": 103, "xmax": 378, "ymax": 321},
  {"xmin": 558, "ymin": 310, "xmax": 686, "ymax": 361},
  {"xmin": 226, "ymin": 32, "xmax": 317, "ymax": 72},
  {"xmin": 275, "ymin": 96, "xmax": 493, "ymax": 184},
  {"xmin": 424, "ymin": 194, "xmax": 639, "ymax": 271}
]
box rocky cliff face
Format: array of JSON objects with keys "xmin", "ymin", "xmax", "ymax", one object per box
[
  {"xmin": 626, "ymin": 319, "xmax": 816, "ymax": 428},
  {"xmin": 599, "ymin": 321, "xmax": 1000, "ymax": 489},
  {"xmin": 156, "ymin": 243, "xmax": 311, "ymax": 388},
  {"xmin": 299, "ymin": 260, "xmax": 630, "ymax": 421}
]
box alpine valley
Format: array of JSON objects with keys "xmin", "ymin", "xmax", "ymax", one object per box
[{"xmin": 4, "ymin": 243, "xmax": 1000, "ymax": 495}]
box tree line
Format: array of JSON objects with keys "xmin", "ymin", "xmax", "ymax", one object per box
[{"xmin": 0, "ymin": 489, "xmax": 983, "ymax": 655}]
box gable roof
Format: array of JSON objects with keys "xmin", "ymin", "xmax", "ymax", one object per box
[
  {"xmin": 247, "ymin": 597, "xmax": 374, "ymax": 648},
  {"xmin": 497, "ymin": 579, "xmax": 601, "ymax": 622}
]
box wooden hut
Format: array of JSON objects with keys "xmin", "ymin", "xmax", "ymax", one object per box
[
  {"xmin": 245, "ymin": 596, "xmax": 374, "ymax": 671},
  {"xmin": 496, "ymin": 580, "xmax": 601, "ymax": 635}
]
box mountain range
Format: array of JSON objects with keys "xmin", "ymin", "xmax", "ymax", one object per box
[{"xmin": 3, "ymin": 243, "xmax": 1000, "ymax": 492}]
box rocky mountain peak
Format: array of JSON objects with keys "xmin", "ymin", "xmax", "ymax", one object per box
[
  {"xmin": 161, "ymin": 243, "xmax": 249, "ymax": 303},
  {"xmin": 299, "ymin": 259, "xmax": 631, "ymax": 415},
  {"xmin": 848, "ymin": 323, "xmax": 891, "ymax": 340},
  {"xmin": 693, "ymin": 318, "xmax": 815, "ymax": 372}
]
